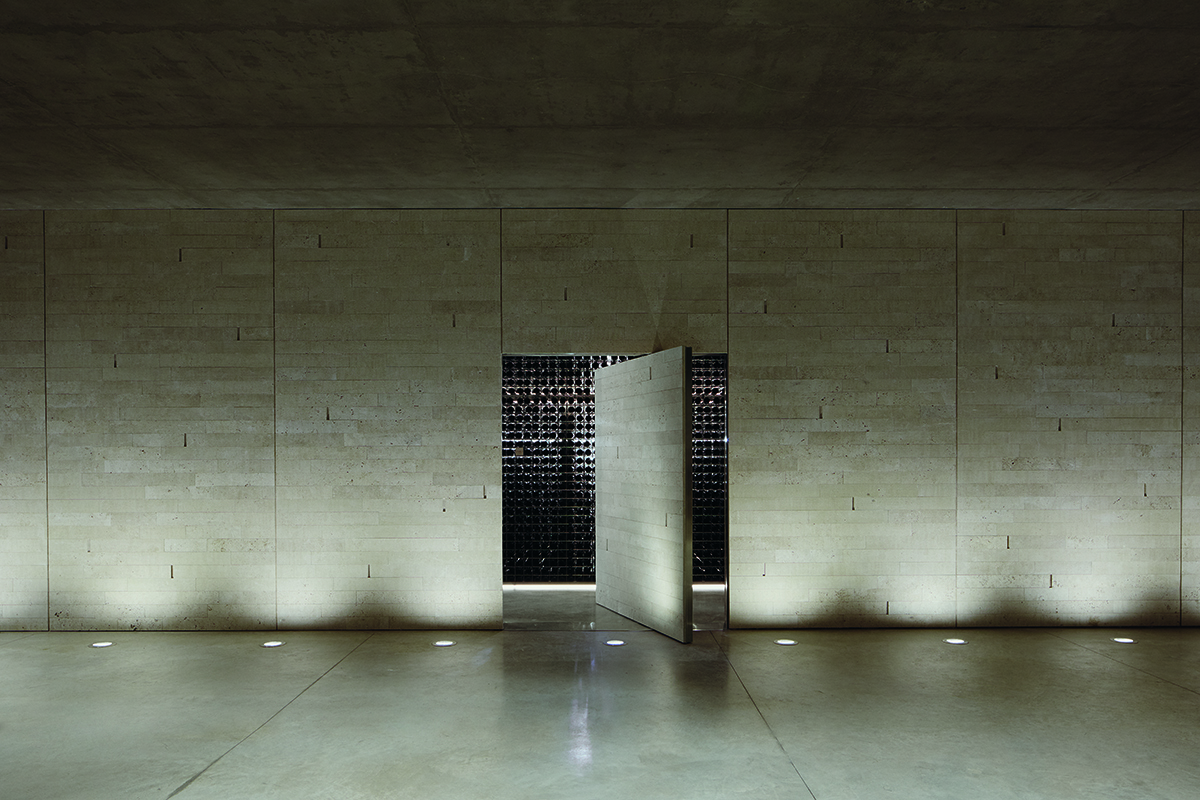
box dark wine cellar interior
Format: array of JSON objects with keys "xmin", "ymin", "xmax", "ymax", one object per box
[{"xmin": 502, "ymin": 354, "xmax": 728, "ymax": 583}]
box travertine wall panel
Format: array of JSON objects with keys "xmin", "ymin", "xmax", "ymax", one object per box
[
  {"xmin": 595, "ymin": 347, "xmax": 693, "ymax": 642},
  {"xmin": 727, "ymin": 210, "xmax": 958, "ymax": 627},
  {"xmin": 0, "ymin": 211, "xmax": 47, "ymax": 630},
  {"xmin": 5, "ymin": 208, "xmax": 1195, "ymax": 631},
  {"xmin": 502, "ymin": 210, "xmax": 726, "ymax": 354},
  {"xmin": 45, "ymin": 211, "xmax": 276, "ymax": 630},
  {"xmin": 957, "ymin": 211, "xmax": 1181, "ymax": 625},
  {"xmin": 1184, "ymin": 211, "xmax": 1199, "ymax": 624},
  {"xmin": 274, "ymin": 210, "xmax": 502, "ymax": 629}
]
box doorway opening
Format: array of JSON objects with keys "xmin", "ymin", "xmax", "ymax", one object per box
[{"xmin": 501, "ymin": 354, "xmax": 727, "ymax": 630}]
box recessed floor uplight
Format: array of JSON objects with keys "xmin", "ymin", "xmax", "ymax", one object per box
[
  {"xmin": 943, "ymin": 638, "xmax": 968, "ymax": 645},
  {"xmin": 1112, "ymin": 637, "xmax": 1136, "ymax": 644},
  {"xmin": 433, "ymin": 640, "xmax": 456, "ymax": 647},
  {"xmin": 605, "ymin": 639, "xmax": 625, "ymax": 646},
  {"xmin": 261, "ymin": 641, "xmax": 285, "ymax": 648},
  {"xmin": 774, "ymin": 638, "xmax": 797, "ymax": 646},
  {"xmin": 90, "ymin": 642, "xmax": 113, "ymax": 648}
]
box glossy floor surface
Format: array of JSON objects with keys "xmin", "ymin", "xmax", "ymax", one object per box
[
  {"xmin": 502, "ymin": 584, "xmax": 728, "ymax": 632},
  {"xmin": 3, "ymin": 624, "xmax": 1198, "ymax": 799}
]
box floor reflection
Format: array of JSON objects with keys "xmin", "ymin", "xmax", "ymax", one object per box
[{"xmin": 502, "ymin": 584, "xmax": 726, "ymax": 631}]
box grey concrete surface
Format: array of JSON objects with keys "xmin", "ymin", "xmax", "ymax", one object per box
[
  {"xmin": 1, "ymin": 1, "xmax": 1197, "ymax": 209},
  {"xmin": 2, "ymin": 628, "xmax": 1197, "ymax": 800}
]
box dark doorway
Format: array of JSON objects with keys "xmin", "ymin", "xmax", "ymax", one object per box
[{"xmin": 501, "ymin": 354, "xmax": 727, "ymax": 584}]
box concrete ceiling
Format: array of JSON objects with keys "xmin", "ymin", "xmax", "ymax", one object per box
[{"xmin": 2, "ymin": 1, "xmax": 1198, "ymax": 209}]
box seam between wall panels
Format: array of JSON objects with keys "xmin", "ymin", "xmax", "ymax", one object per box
[
  {"xmin": 954, "ymin": 211, "xmax": 960, "ymax": 630},
  {"xmin": 499, "ymin": 209, "xmax": 504, "ymax": 354},
  {"xmin": 720, "ymin": 209, "xmax": 729, "ymax": 618},
  {"xmin": 725, "ymin": 209, "xmax": 730, "ymax": 353},
  {"xmin": 272, "ymin": 210, "xmax": 278, "ymax": 631},
  {"xmin": 1182, "ymin": 210, "xmax": 1186, "ymax": 626},
  {"xmin": 43, "ymin": 210, "xmax": 50, "ymax": 631}
]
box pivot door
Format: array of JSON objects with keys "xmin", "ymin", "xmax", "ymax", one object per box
[{"xmin": 593, "ymin": 346, "xmax": 693, "ymax": 643}]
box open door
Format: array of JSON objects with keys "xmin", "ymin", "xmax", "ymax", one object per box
[{"xmin": 594, "ymin": 346, "xmax": 693, "ymax": 643}]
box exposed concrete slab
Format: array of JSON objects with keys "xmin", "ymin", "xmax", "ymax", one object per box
[{"xmin": 1, "ymin": 1, "xmax": 1197, "ymax": 208}]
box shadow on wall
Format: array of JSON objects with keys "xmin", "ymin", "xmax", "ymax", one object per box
[
  {"xmin": 44, "ymin": 602, "xmax": 503, "ymax": 633},
  {"xmin": 785, "ymin": 587, "xmax": 1184, "ymax": 629},
  {"xmin": 37, "ymin": 589, "xmax": 1185, "ymax": 632},
  {"xmin": 956, "ymin": 587, "xmax": 1183, "ymax": 628},
  {"xmin": 275, "ymin": 591, "xmax": 503, "ymax": 632},
  {"xmin": 277, "ymin": 614, "xmax": 504, "ymax": 632},
  {"xmin": 42, "ymin": 586, "xmax": 502, "ymax": 632},
  {"xmin": 48, "ymin": 591, "xmax": 272, "ymax": 632}
]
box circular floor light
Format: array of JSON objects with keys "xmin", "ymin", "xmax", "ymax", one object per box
[
  {"xmin": 261, "ymin": 641, "xmax": 285, "ymax": 648},
  {"xmin": 773, "ymin": 638, "xmax": 797, "ymax": 646},
  {"xmin": 90, "ymin": 641, "xmax": 113, "ymax": 648},
  {"xmin": 943, "ymin": 638, "xmax": 968, "ymax": 645},
  {"xmin": 1112, "ymin": 637, "xmax": 1136, "ymax": 644},
  {"xmin": 605, "ymin": 639, "xmax": 625, "ymax": 646},
  {"xmin": 433, "ymin": 640, "xmax": 456, "ymax": 647}
]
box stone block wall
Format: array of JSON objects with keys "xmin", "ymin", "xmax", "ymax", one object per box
[
  {"xmin": 1, "ymin": 208, "xmax": 1197, "ymax": 630},
  {"xmin": 956, "ymin": 211, "xmax": 1182, "ymax": 626},
  {"xmin": 44, "ymin": 211, "xmax": 276, "ymax": 630},
  {"xmin": 728, "ymin": 210, "xmax": 958, "ymax": 627},
  {"xmin": 502, "ymin": 209, "xmax": 727, "ymax": 354},
  {"xmin": 274, "ymin": 210, "xmax": 502, "ymax": 628},
  {"xmin": 1184, "ymin": 210, "xmax": 1200, "ymax": 625},
  {"xmin": 0, "ymin": 211, "xmax": 47, "ymax": 630}
]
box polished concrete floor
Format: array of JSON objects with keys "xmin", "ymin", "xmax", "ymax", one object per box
[
  {"xmin": 501, "ymin": 583, "xmax": 728, "ymax": 632},
  {"xmin": 2, "ymin": 600, "xmax": 1198, "ymax": 799}
]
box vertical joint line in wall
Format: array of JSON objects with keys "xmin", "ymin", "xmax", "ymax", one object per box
[
  {"xmin": 840, "ymin": 233, "xmax": 844, "ymax": 248},
  {"xmin": 499, "ymin": 209, "xmax": 504, "ymax": 354},
  {"xmin": 690, "ymin": 233, "xmax": 694, "ymax": 248},
  {"xmin": 367, "ymin": 564, "xmax": 371, "ymax": 579},
  {"xmin": 452, "ymin": 313, "xmax": 456, "ymax": 328},
  {"xmin": 954, "ymin": 209, "xmax": 960, "ymax": 629},
  {"xmin": 851, "ymin": 497, "xmax": 855, "ymax": 511},
  {"xmin": 184, "ymin": 433, "xmax": 188, "ymax": 448},
  {"xmin": 563, "ymin": 287, "xmax": 568, "ymax": 301},
  {"xmin": 725, "ymin": 210, "xmax": 730, "ymax": 355},
  {"xmin": 272, "ymin": 209, "xmax": 278, "ymax": 630},
  {"xmin": 1181, "ymin": 209, "xmax": 1186, "ymax": 625},
  {"xmin": 170, "ymin": 565, "xmax": 174, "ymax": 579},
  {"xmin": 43, "ymin": 210, "xmax": 50, "ymax": 630}
]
